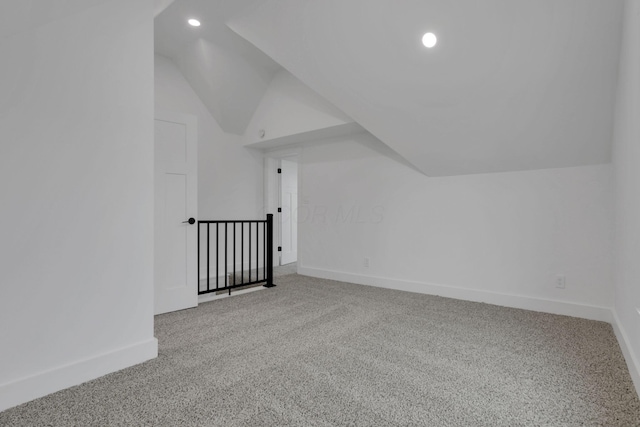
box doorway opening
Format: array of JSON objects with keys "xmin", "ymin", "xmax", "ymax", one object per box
[
  {"xmin": 279, "ymin": 159, "xmax": 298, "ymax": 266},
  {"xmin": 264, "ymin": 149, "xmax": 300, "ymax": 271}
]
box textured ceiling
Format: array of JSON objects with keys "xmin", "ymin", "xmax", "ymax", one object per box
[
  {"xmin": 154, "ymin": 0, "xmax": 281, "ymax": 134},
  {"xmin": 227, "ymin": 0, "xmax": 625, "ymax": 176}
]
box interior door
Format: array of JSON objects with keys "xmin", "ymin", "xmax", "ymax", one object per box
[
  {"xmin": 280, "ymin": 159, "xmax": 298, "ymax": 265},
  {"xmin": 154, "ymin": 113, "xmax": 198, "ymax": 315}
]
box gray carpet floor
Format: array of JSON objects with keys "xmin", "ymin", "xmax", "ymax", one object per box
[{"xmin": 2, "ymin": 273, "xmax": 639, "ymax": 426}]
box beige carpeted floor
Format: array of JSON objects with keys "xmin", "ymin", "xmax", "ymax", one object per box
[{"xmin": 1, "ymin": 272, "xmax": 639, "ymax": 426}]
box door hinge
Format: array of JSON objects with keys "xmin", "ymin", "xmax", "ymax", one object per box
[
  {"xmin": 277, "ymin": 168, "xmax": 282, "ymax": 173},
  {"xmin": 278, "ymin": 207, "xmax": 282, "ymax": 212},
  {"xmin": 278, "ymin": 246, "xmax": 282, "ymax": 252}
]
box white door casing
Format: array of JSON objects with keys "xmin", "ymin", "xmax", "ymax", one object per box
[
  {"xmin": 280, "ymin": 159, "xmax": 298, "ymax": 265},
  {"xmin": 154, "ymin": 112, "xmax": 198, "ymax": 315}
]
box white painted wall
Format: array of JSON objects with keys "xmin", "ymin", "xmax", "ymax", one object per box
[
  {"xmin": 612, "ymin": 0, "xmax": 640, "ymax": 394},
  {"xmin": 298, "ymin": 134, "xmax": 614, "ymax": 320},
  {"xmin": 155, "ymin": 54, "xmax": 263, "ymax": 220},
  {"xmin": 0, "ymin": 0, "xmax": 157, "ymax": 411},
  {"xmin": 243, "ymin": 69, "xmax": 353, "ymax": 145}
]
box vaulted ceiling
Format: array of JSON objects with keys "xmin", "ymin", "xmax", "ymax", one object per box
[
  {"xmin": 154, "ymin": 0, "xmax": 281, "ymax": 134},
  {"xmin": 156, "ymin": 0, "xmax": 625, "ymax": 176}
]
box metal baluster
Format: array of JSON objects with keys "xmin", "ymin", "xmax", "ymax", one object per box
[
  {"xmin": 225, "ymin": 223, "xmax": 229, "ymax": 295},
  {"xmin": 216, "ymin": 223, "xmax": 219, "ymax": 289},
  {"xmin": 241, "ymin": 223, "xmax": 244, "ymax": 285}
]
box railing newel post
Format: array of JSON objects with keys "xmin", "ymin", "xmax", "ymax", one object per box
[
  {"xmin": 197, "ymin": 221, "xmax": 200, "ymax": 294},
  {"xmin": 264, "ymin": 214, "xmax": 275, "ymax": 288}
]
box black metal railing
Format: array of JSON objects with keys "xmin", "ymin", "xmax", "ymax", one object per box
[{"xmin": 198, "ymin": 214, "xmax": 274, "ymax": 295}]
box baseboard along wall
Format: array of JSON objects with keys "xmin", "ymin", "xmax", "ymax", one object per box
[
  {"xmin": 0, "ymin": 338, "xmax": 158, "ymax": 412},
  {"xmin": 298, "ymin": 266, "xmax": 611, "ymax": 322},
  {"xmin": 611, "ymin": 310, "xmax": 640, "ymax": 400},
  {"xmin": 298, "ymin": 266, "xmax": 640, "ymax": 398}
]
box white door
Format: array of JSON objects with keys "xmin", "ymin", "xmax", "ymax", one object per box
[
  {"xmin": 154, "ymin": 113, "xmax": 198, "ymax": 315},
  {"xmin": 280, "ymin": 159, "xmax": 298, "ymax": 265}
]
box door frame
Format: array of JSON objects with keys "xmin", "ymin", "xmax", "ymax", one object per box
[
  {"xmin": 263, "ymin": 147, "xmax": 300, "ymax": 268},
  {"xmin": 279, "ymin": 158, "xmax": 298, "ymax": 265}
]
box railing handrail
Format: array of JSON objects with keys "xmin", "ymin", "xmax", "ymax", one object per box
[{"xmin": 198, "ymin": 220, "xmax": 267, "ymax": 224}]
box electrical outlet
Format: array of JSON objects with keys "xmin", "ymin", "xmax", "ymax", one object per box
[
  {"xmin": 363, "ymin": 257, "xmax": 370, "ymax": 268},
  {"xmin": 556, "ymin": 275, "xmax": 566, "ymax": 289},
  {"xmin": 636, "ymin": 307, "xmax": 640, "ymax": 317}
]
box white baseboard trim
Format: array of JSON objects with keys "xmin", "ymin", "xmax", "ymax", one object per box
[
  {"xmin": 611, "ymin": 310, "xmax": 640, "ymax": 398},
  {"xmin": 0, "ymin": 338, "xmax": 158, "ymax": 413},
  {"xmin": 298, "ymin": 266, "xmax": 612, "ymax": 323}
]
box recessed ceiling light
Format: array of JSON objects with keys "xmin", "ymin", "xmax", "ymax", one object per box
[
  {"xmin": 188, "ymin": 19, "xmax": 201, "ymax": 27},
  {"xmin": 422, "ymin": 32, "xmax": 437, "ymax": 48}
]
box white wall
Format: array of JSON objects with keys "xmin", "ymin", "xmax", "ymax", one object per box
[
  {"xmin": 0, "ymin": 0, "xmax": 157, "ymax": 411},
  {"xmin": 155, "ymin": 54, "xmax": 263, "ymax": 220},
  {"xmin": 298, "ymin": 134, "xmax": 614, "ymax": 320},
  {"xmin": 612, "ymin": 0, "xmax": 640, "ymax": 393}
]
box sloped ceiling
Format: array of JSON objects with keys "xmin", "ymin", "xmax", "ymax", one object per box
[
  {"xmin": 154, "ymin": 0, "xmax": 281, "ymax": 134},
  {"xmin": 154, "ymin": 0, "xmax": 175, "ymax": 17},
  {"xmin": 227, "ymin": 0, "xmax": 624, "ymax": 176},
  {"xmin": 243, "ymin": 69, "xmax": 358, "ymax": 147}
]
